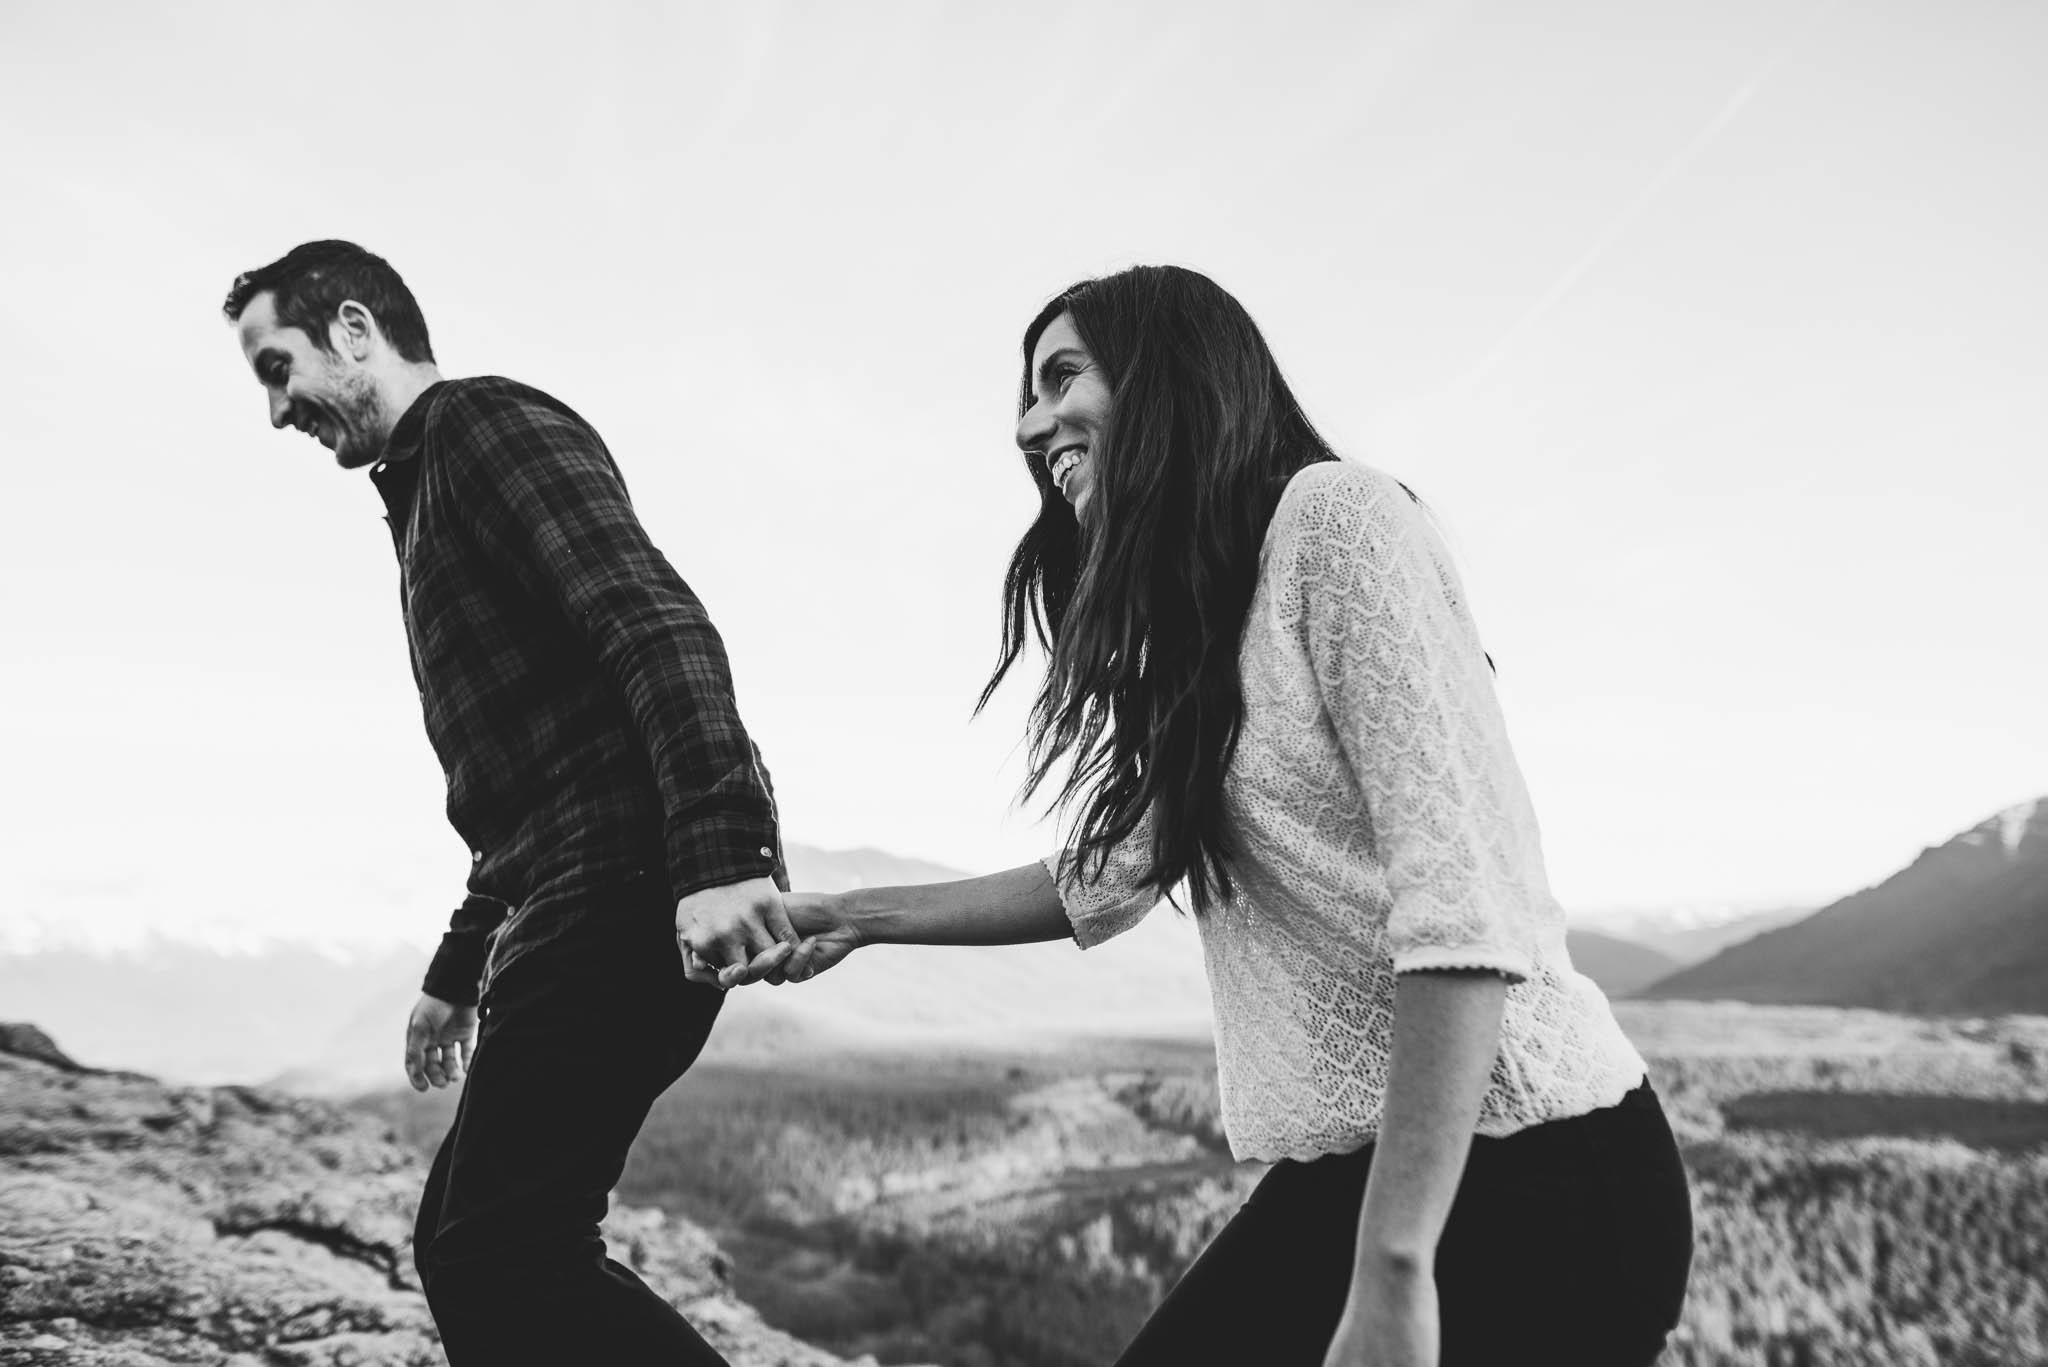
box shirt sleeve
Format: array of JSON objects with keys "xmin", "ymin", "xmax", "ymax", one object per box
[
  {"xmin": 1291, "ymin": 467, "xmax": 1540, "ymax": 982},
  {"xmin": 433, "ymin": 382, "xmax": 780, "ymax": 901},
  {"xmin": 421, "ymin": 893, "xmax": 509, "ymax": 1006},
  {"xmin": 1041, "ymin": 808, "xmax": 1165, "ymax": 949}
]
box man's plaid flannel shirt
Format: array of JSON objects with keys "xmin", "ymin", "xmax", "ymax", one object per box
[{"xmin": 368, "ymin": 377, "xmax": 779, "ymax": 1005}]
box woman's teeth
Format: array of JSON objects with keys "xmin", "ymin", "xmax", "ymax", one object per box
[{"xmin": 1050, "ymin": 448, "xmax": 1086, "ymax": 492}]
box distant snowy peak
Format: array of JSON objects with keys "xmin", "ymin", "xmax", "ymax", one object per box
[
  {"xmin": 0, "ymin": 842, "xmax": 963, "ymax": 958},
  {"xmin": 1955, "ymin": 796, "xmax": 2048, "ymax": 860},
  {"xmin": 2000, "ymin": 797, "xmax": 2046, "ymax": 854},
  {"xmin": 0, "ymin": 910, "xmax": 427, "ymax": 960}
]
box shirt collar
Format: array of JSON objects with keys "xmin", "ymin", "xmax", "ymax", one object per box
[
  {"xmin": 368, "ymin": 381, "xmax": 445, "ymax": 531},
  {"xmin": 377, "ymin": 380, "xmax": 444, "ymax": 469}
]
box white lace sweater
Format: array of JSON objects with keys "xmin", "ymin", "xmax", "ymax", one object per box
[{"xmin": 1044, "ymin": 461, "xmax": 1647, "ymax": 1163}]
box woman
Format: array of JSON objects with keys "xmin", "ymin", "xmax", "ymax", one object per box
[{"xmin": 746, "ymin": 266, "xmax": 1691, "ymax": 1365}]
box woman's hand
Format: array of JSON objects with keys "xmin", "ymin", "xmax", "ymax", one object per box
[
  {"xmin": 782, "ymin": 891, "xmax": 867, "ymax": 982},
  {"xmin": 1322, "ymin": 1255, "xmax": 1438, "ymax": 1367}
]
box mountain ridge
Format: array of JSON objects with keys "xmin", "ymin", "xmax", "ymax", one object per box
[{"xmin": 1640, "ymin": 798, "xmax": 2048, "ymax": 1013}]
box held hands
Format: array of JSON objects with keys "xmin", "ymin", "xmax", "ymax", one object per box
[
  {"xmin": 781, "ymin": 891, "xmax": 865, "ymax": 983},
  {"xmin": 673, "ymin": 888, "xmax": 866, "ymax": 989},
  {"xmin": 404, "ymin": 993, "xmax": 478, "ymax": 1093},
  {"xmin": 675, "ymin": 876, "xmax": 800, "ymax": 989}
]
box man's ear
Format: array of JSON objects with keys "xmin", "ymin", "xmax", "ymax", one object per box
[{"xmin": 330, "ymin": 300, "xmax": 380, "ymax": 362}]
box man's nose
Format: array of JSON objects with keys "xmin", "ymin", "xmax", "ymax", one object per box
[{"xmin": 268, "ymin": 391, "xmax": 292, "ymax": 429}]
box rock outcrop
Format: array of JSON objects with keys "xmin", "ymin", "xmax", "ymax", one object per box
[{"xmin": 0, "ymin": 1025, "xmax": 869, "ymax": 1366}]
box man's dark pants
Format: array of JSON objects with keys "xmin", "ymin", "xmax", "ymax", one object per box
[{"xmin": 412, "ymin": 864, "xmax": 730, "ymax": 1365}]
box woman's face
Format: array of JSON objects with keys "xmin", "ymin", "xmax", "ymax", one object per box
[{"xmin": 1016, "ymin": 312, "xmax": 1112, "ymax": 521}]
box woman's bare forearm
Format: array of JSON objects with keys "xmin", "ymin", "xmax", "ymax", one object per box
[
  {"xmin": 1354, "ymin": 969, "xmax": 1509, "ymax": 1274},
  {"xmin": 842, "ymin": 862, "xmax": 1071, "ymax": 946}
]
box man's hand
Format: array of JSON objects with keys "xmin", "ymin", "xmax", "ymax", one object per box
[
  {"xmin": 675, "ymin": 876, "xmax": 799, "ymax": 989},
  {"xmin": 782, "ymin": 891, "xmax": 866, "ymax": 983},
  {"xmin": 404, "ymin": 993, "xmax": 479, "ymax": 1093}
]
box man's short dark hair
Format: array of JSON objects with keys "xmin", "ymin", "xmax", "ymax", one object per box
[{"xmin": 223, "ymin": 240, "xmax": 436, "ymax": 364}]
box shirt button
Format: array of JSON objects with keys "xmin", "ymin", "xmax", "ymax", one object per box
[
  {"xmin": 758, "ymin": 847, "xmax": 774, "ymax": 859},
  {"xmin": 471, "ymin": 850, "xmax": 483, "ymax": 863}
]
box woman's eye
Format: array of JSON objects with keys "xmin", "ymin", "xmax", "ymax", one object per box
[{"xmin": 1055, "ymin": 367, "xmax": 1078, "ymax": 393}]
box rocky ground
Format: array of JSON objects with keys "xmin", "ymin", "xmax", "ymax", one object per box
[{"xmin": 0, "ymin": 1023, "xmax": 879, "ymax": 1367}]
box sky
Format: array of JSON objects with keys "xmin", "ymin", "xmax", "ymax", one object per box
[{"xmin": 2, "ymin": 0, "xmax": 2043, "ymax": 952}]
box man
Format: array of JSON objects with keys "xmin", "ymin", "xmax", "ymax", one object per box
[{"xmin": 226, "ymin": 240, "xmax": 793, "ymax": 1364}]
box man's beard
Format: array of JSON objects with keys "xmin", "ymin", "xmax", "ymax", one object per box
[{"xmin": 329, "ymin": 373, "xmax": 393, "ymax": 470}]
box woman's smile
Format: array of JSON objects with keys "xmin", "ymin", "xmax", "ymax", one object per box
[{"xmin": 1049, "ymin": 445, "xmax": 1089, "ymax": 501}]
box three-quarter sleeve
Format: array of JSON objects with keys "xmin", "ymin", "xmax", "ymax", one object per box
[
  {"xmin": 1041, "ymin": 809, "xmax": 1164, "ymax": 948},
  {"xmin": 1290, "ymin": 466, "xmax": 1540, "ymax": 982}
]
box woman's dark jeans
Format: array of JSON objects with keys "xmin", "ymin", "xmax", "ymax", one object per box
[
  {"xmin": 1114, "ymin": 1081, "xmax": 1695, "ymax": 1366},
  {"xmin": 411, "ymin": 866, "xmax": 731, "ymax": 1366}
]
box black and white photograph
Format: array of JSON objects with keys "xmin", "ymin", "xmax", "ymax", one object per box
[{"xmin": 2, "ymin": 2, "xmax": 2044, "ymax": 1364}]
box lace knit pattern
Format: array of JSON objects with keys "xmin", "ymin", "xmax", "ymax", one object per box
[{"xmin": 1043, "ymin": 462, "xmax": 1646, "ymax": 1162}]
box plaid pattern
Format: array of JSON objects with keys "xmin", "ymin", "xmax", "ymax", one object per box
[{"xmin": 369, "ymin": 378, "xmax": 779, "ymax": 1004}]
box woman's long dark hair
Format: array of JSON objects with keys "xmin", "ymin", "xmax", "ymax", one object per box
[{"xmin": 980, "ymin": 266, "xmax": 1340, "ymax": 911}]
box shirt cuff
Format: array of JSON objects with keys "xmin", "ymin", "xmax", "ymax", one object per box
[
  {"xmin": 1390, "ymin": 944, "xmax": 1532, "ymax": 984},
  {"xmin": 422, "ymin": 930, "xmax": 491, "ymax": 1006},
  {"xmin": 666, "ymin": 813, "xmax": 784, "ymax": 902},
  {"xmin": 1040, "ymin": 852, "xmax": 1156, "ymax": 949}
]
